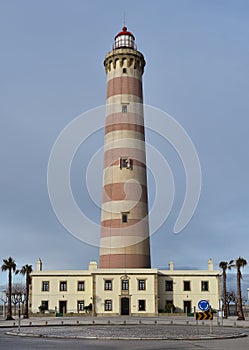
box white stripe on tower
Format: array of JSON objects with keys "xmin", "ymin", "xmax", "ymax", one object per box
[{"xmin": 99, "ymin": 26, "xmax": 151, "ymax": 268}]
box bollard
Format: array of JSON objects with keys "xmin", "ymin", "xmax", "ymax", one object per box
[
  {"xmin": 108, "ymin": 320, "xmax": 110, "ymax": 324},
  {"xmin": 170, "ymin": 320, "xmax": 173, "ymax": 324},
  {"xmin": 139, "ymin": 320, "xmax": 142, "ymax": 324},
  {"xmin": 45, "ymin": 321, "xmax": 48, "ymax": 325},
  {"xmin": 154, "ymin": 320, "xmax": 157, "ymax": 324},
  {"xmin": 123, "ymin": 320, "xmax": 126, "ymax": 324},
  {"xmin": 186, "ymin": 321, "xmax": 189, "ymax": 324},
  {"xmin": 77, "ymin": 320, "xmax": 79, "ymax": 324},
  {"xmin": 93, "ymin": 320, "xmax": 95, "ymax": 324},
  {"xmin": 61, "ymin": 321, "xmax": 63, "ymax": 325},
  {"xmin": 29, "ymin": 321, "xmax": 32, "ymax": 326}
]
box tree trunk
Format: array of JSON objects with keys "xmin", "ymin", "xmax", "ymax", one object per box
[
  {"xmin": 237, "ymin": 268, "xmax": 245, "ymax": 320},
  {"xmin": 223, "ymin": 270, "xmax": 227, "ymax": 318},
  {"xmin": 24, "ymin": 274, "xmax": 29, "ymax": 318},
  {"xmin": 6, "ymin": 269, "xmax": 13, "ymax": 320}
]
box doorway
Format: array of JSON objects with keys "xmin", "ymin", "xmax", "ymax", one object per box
[
  {"xmin": 183, "ymin": 300, "xmax": 191, "ymax": 314},
  {"xmin": 121, "ymin": 297, "xmax": 129, "ymax": 315},
  {"xmin": 59, "ymin": 300, "xmax": 67, "ymax": 314}
]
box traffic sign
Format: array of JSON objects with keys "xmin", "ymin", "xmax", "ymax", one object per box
[
  {"xmin": 196, "ymin": 311, "xmax": 213, "ymax": 320},
  {"xmin": 198, "ymin": 300, "xmax": 210, "ymax": 311}
]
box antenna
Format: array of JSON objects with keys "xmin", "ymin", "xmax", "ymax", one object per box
[{"xmin": 123, "ymin": 12, "xmax": 126, "ymax": 27}]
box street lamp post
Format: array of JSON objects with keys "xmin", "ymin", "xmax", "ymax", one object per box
[{"xmin": 18, "ymin": 300, "xmax": 21, "ymax": 332}]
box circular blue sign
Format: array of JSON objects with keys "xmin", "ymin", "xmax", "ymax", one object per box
[{"xmin": 198, "ymin": 300, "xmax": 210, "ymax": 311}]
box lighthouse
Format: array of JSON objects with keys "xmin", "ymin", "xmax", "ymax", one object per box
[{"xmin": 99, "ymin": 26, "xmax": 151, "ymax": 268}]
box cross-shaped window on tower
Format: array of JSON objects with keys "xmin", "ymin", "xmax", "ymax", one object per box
[{"xmin": 120, "ymin": 157, "xmax": 133, "ymax": 170}]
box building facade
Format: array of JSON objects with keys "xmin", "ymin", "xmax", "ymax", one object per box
[{"xmin": 31, "ymin": 259, "xmax": 220, "ymax": 316}]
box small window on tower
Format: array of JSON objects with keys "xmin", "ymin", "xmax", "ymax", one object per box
[
  {"xmin": 122, "ymin": 213, "xmax": 128, "ymax": 223},
  {"xmin": 122, "ymin": 105, "xmax": 127, "ymax": 113},
  {"xmin": 123, "ymin": 68, "xmax": 127, "ymax": 73},
  {"xmin": 120, "ymin": 157, "xmax": 133, "ymax": 170}
]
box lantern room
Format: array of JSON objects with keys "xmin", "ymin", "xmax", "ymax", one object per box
[{"xmin": 113, "ymin": 26, "xmax": 137, "ymax": 50}]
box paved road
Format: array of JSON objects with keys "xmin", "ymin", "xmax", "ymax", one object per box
[{"xmin": 1, "ymin": 328, "xmax": 249, "ymax": 350}]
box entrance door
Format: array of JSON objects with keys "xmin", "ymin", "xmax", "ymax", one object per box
[
  {"xmin": 59, "ymin": 301, "xmax": 67, "ymax": 314},
  {"xmin": 183, "ymin": 301, "xmax": 191, "ymax": 314},
  {"xmin": 121, "ymin": 298, "xmax": 129, "ymax": 315}
]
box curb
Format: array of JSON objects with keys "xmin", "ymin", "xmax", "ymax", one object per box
[{"xmin": 5, "ymin": 331, "xmax": 248, "ymax": 341}]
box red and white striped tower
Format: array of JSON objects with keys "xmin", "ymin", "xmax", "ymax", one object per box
[{"xmin": 99, "ymin": 26, "xmax": 151, "ymax": 268}]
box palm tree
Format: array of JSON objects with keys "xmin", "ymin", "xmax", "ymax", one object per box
[
  {"xmin": 19, "ymin": 264, "xmax": 32, "ymax": 318},
  {"xmin": 1, "ymin": 257, "xmax": 17, "ymax": 320},
  {"xmin": 219, "ymin": 260, "xmax": 234, "ymax": 318},
  {"xmin": 235, "ymin": 257, "xmax": 247, "ymax": 320}
]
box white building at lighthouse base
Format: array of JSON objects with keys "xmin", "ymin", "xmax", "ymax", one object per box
[{"xmin": 30, "ymin": 259, "xmax": 220, "ymax": 316}]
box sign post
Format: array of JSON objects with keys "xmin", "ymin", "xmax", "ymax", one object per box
[{"xmin": 196, "ymin": 300, "xmax": 213, "ymax": 334}]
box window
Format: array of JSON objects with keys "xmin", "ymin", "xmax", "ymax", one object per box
[
  {"xmin": 114, "ymin": 35, "xmax": 136, "ymax": 50},
  {"xmin": 42, "ymin": 281, "xmax": 49, "ymax": 292},
  {"xmin": 165, "ymin": 300, "xmax": 173, "ymax": 307},
  {"xmin": 60, "ymin": 281, "xmax": 67, "ymax": 291},
  {"xmin": 121, "ymin": 279, "xmax": 129, "ymax": 290},
  {"xmin": 165, "ymin": 280, "xmax": 173, "ymax": 291},
  {"xmin": 41, "ymin": 300, "xmax": 48, "ymax": 311},
  {"xmin": 77, "ymin": 281, "xmax": 85, "ymax": 291},
  {"xmin": 122, "ymin": 104, "xmax": 127, "ymax": 113},
  {"xmin": 104, "ymin": 280, "xmax": 112, "ymax": 290},
  {"xmin": 122, "ymin": 105, "xmax": 127, "ymax": 113},
  {"xmin": 138, "ymin": 300, "xmax": 146, "ymax": 311},
  {"xmin": 122, "ymin": 68, "xmax": 127, "ymax": 74},
  {"xmin": 105, "ymin": 299, "xmax": 112, "ymax": 311},
  {"xmin": 77, "ymin": 300, "xmax": 85, "ymax": 312},
  {"xmin": 138, "ymin": 279, "xmax": 146, "ymax": 290},
  {"xmin": 122, "ymin": 213, "xmax": 128, "ymax": 223},
  {"xmin": 165, "ymin": 300, "xmax": 174, "ymax": 313},
  {"xmin": 120, "ymin": 157, "xmax": 133, "ymax": 170},
  {"xmin": 201, "ymin": 281, "xmax": 209, "ymax": 292},
  {"xmin": 183, "ymin": 281, "xmax": 191, "ymax": 291}
]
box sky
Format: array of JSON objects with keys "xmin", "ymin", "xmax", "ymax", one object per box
[{"xmin": 1, "ymin": 0, "xmax": 249, "ymax": 288}]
